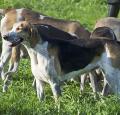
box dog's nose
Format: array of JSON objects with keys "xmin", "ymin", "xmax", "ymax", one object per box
[{"xmin": 3, "ymin": 34, "xmax": 8, "ymax": 40}]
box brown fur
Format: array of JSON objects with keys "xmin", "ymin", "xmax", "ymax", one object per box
[
  {"xmin": 94, "ymin": 17, "xmax": 120, "ymax": 41},
  {"xmin": 91, "ymin": 27, "xmax": 117, "ymax": 40}
]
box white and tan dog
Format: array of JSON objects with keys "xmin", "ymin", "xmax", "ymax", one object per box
[
  {"xmin": 4, "ymin": 21, "xmax": 120, "ymax": 101},
  {"xmin": 0, "ymin": 8, "xmax": 90, "ymax": 92},
  {"xmin": 92, "ymin": 17, "xmax": 120, "ymax": 95},
  {"xmin": 80, "ymin": 26, "xmax": 117, "ymax": 95}
]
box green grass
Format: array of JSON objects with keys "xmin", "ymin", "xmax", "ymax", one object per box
[{"xmin": 0, "ymin": 0, "xmax": 120, "ymax": 115}]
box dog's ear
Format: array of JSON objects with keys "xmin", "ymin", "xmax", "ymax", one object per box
[
  {"xmin": 29, "ymin": 24, "xmax": 38, "ymax": 39},
  {"xmin": 90, "ymin": 27, "xmax": 117, "ymax": 40},
  {"xmin": 19, "ymin": 21, "xmax": 31, "ymax": 32}
]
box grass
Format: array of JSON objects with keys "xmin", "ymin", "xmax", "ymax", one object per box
[{"xmin": 0, "ymin": 0, "xmax": 120, "ymax": 115}]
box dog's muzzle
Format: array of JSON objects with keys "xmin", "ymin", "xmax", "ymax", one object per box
[{"xmin": 3, "ymin": 33, "xmax": 23, "ymax": 47}]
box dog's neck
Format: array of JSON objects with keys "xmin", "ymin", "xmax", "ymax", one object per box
[{"xmin": 23, "ymin": 40, "xmax": 49, "ymax": 63}]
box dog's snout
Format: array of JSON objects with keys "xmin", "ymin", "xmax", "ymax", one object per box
[{"xmin": 3, "ymin": 34, "xmax": 9, "ymax": 40}]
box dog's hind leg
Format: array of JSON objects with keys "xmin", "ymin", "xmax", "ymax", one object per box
[
  {"xmin": 49, "ymin": 79, "xmax": 61, "ymax": 102},
  {"xmin": 36, "ymin": 79, "xmax": 44, "ymax": 101},
  {"xmin": 32, "ymin": 78, "xmax": 36, "ymax": 89},
  {"xmin": 89, "ymin": 71, "xmax": 100, "ymax": 93},
  {"xmin": 2, "ymin": 61, "xmax": 19, "ymax": 92},
  {"xmin": 101, "ymin": 78, "xmax": 110, "ymax": 96},
  {"xmin": 0, "ymin": 40, "xmax": 12, "ymax": 79},
  {"xmin": 2, "ymin": 46, "xmax": 20, "ymax": 92},
  {"xmin": 80, "ymin": 74, "xmax": 87, "ymax": 92}
]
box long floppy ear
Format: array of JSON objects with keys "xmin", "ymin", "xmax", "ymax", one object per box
[
  {"xmin": 24, "ymin": 22, "xmax": 39, "ymax": 47},
  {"xmin": 29, "ymin": 24, "xmax": 39, "ymax": 39},
  {"xmin": 90, "ymin": 26, "xmax": 117, "ymax": 40}
]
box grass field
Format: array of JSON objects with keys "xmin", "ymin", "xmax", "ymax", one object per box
[{"xmin": 0, "ymin": 0, "xmax": 120, "ymax": 115}]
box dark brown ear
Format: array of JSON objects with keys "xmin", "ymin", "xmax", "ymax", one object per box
[
  {"xmin": 30, "ymin": 25, "xmax": 38, "ymax": 38},
  {"xmin": 21, "ymin": 21, "xmax": 30, "ymax": 31},
  {"xmin": 90, "ymin": 27, "xmax": 117, "ymax": 40}
]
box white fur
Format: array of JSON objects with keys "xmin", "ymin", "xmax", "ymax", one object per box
[
  {"xmin": 39, "ymin": 15, "xmax": 46, "ymax": 20},
  {"xmin": 1, "ymin": 16, "xmax": 8, "ymax": 36},
  {"xmin": 16, "ymin": 9, "xmax": 24, "ymax": 22},
  {"xmin": 22, "ymin": 41, "xmax": 60, "ymax": 101},
  {"xmin": 99, "ymin": 51, "xmax": 120, "ymax": 95},
  {"xmin": 69, "ymin": 32, "xmax": 79, "ymax": 38}
]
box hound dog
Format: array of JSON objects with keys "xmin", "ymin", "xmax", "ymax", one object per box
[
  {"xmin": 0, "ymin": 8, "xmax": 90, "ymax": 92},
  {"xmin": 3, "ymin": 21, "xmax": 120, "ymax": 101},
  {"xmin": 80, "ymin": 26, "xmax": 117, "ymax": 95},
  {"xmin": 93, "ymin": 17, "xmax": 120, "ymax": 95}
]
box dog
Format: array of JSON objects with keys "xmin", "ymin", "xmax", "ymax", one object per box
[
  {"xmin": 93, "ymin": 17, "xmax": 120, "ymax": 95},
  {"xmin": 0, "ymin": 8, "xmax": 90, "ymax": 92},
  {"xmin": 3, "ymin": 21, "xmax": 120, "ymax": 101},
  {"xmin": 80, "ymin": 26, "xmax": 117, "ymax": 95}
]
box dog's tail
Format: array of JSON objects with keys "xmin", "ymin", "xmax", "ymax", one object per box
[{"xmin": 60, "ymin": 65, "xmax": 99, "ymax": 82}]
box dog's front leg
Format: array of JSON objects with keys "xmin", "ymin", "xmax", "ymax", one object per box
[
  {"xmin": 36, "ymin": 79, "xmax": 44, "ymax": 101},
  {"xmin": 101, "ymin": 78, "xmax": 110, "ymax": 96},
  {"xmin": 49, "ymin": 79, "xmax": 61, "ymax": 102},
  {"xmin": 2, "ymin": 46, "xmax": 20, "ymax": 92},
  {"xmin": 0, "ymin": 40, "xmax": 12, "ymax": 79},
  {"xmin": 2, "ymin": 61, "xmax": 19, "ymax": 92}
]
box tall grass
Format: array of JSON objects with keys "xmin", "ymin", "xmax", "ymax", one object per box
[{"xmin": 0, "ymin": 0, "xmax": 120, "ymax": 115}]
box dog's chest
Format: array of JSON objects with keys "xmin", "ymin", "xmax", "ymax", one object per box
[{"xmin": 27, "ymin": 42, "xmax": 57, "ymax": 82}]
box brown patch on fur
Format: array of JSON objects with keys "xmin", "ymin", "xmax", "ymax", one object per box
[
  {"xmin": 0, "ymin": 8, "xmax": 14, "ymax": 15},
  {"xmin": 3, "ymin": 9, "xmax": 17, "ymax": 33},
  {"xmin": 10, "ymin": 46, "xmax": 20, "ymax": 63}
]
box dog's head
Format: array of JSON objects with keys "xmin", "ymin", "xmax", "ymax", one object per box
[
  {"xmin": 90, "ymin": 27, "xmax": 117, "ymax": 40},
  {"xmin": 3, "ymin": 21, "xmax": 39, "ymax": 47}
]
